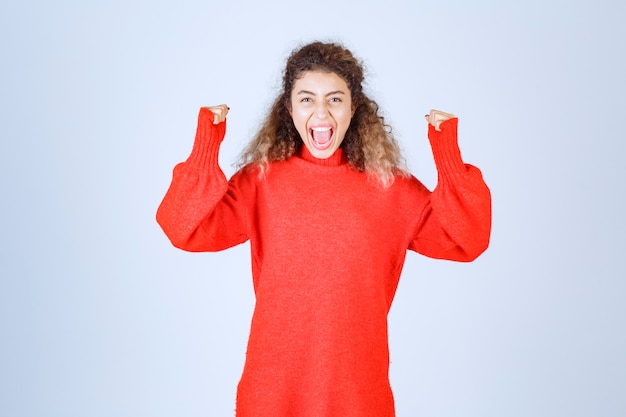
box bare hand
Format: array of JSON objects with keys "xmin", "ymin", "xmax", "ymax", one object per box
[
  {"xmin": 425, "ymin": 109, "xmax": 456, "ymax": 131},
  {"xmin": 205, "ymin": 104, "xmax": 230, "ymax": 125}
]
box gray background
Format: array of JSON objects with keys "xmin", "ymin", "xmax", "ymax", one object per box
[{"xmin": 1, "ymin": 0, "xmax": 625, "ymax": 416}]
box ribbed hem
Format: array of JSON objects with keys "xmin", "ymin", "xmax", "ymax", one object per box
[
  {"xmin": 428, "ymin": 118, "xmax": 466, "ymax": 179},
  {"xmin": 186, "ymin": 107, "xmax": 227, "ymax": 175}
]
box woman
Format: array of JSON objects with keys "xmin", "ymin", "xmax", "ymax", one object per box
[{"xmin": 157, "ymin": 41, "xmax": 491, "ymax": 417}]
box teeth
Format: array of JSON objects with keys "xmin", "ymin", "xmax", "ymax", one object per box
[{"xmin": 310, "ymin": 126, "xmax": 333, "ymax": 149}]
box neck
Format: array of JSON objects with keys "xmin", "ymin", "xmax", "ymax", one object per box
[{"xmin": 299, "ymin": 146, "xmax": 346, "ymax": 166}]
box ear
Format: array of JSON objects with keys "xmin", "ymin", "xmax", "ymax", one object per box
[{"xmin": 350, "ymin": 94, "xmax": 358, "ymax": 117}]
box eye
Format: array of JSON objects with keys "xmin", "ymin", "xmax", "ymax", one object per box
[
  {"xmin": 300, "ymin": 97, "xmax": 313, "ymax": 103},
  {"xmin": 329, "ymin": 97, "xmax": 342, "ymax": 103}
]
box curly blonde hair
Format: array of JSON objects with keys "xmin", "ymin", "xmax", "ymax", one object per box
[{"xmin": 239, "ymin": 41, "xmax": 408, "ymax": 187}]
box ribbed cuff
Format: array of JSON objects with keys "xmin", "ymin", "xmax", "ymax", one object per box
[
  {"xmin": 428, "ymin": 118, "xmax": 466, "ymax": 178},
  {"xmin": 186, "ymin": 107, "xmax": 227, "ymax": 172}
]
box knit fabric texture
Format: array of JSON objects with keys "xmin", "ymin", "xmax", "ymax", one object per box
[{"xmin": 157, "ymin": 108, "xmax": 492, "ymax": 417}]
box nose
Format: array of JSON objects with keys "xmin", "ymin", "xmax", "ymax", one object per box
[{"xmin": 315, "ymin": 101, "xmax": 329, "ymax": 119}]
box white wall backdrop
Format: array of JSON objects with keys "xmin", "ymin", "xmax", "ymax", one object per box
[{"xmin": 1, "ymin": 1, "xmax": 625, "ymax": 416}]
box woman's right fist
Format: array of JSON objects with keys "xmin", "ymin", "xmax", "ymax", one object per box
[{"xmin": 204, "ymin": 104, "xmax": 230, "ymax": 124}]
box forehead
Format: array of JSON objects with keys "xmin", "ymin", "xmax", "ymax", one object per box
[{"xmin": 292, "ymin": 71, "xmax": 350, "ymax": 94}]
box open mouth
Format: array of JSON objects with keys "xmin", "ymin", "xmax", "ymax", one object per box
[{"xmin": 310, "ymin": 126, "xmax": 334, "ymax": 150}]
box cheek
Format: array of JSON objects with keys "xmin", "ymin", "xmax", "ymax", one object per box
[
  {"xmin": 291, "ymin": 110, "xmax": 310, "ymax": 137},
  {"xmin": 291, "ymin": 109, "xmax": 302, "ymax": 125},
  {"xmin": 339, "ymin": 108, "xmax": 354, "ymax": 129},
  {"xmin": 293, "ymin": 108, "xmax": 311, "ymax": 126}
]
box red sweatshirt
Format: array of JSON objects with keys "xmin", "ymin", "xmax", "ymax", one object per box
[{"xmin": 157, "ymin": 108, "xmax": 491, "ymax": 417}]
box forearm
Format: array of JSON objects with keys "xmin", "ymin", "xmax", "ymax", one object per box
[
  {"xmin": 412, "ymin": 119, "xmax": 492, "ymax": 261},
  {"xmin": 156, "ymin": 108, "xmax": 230, "ymax": 250}
]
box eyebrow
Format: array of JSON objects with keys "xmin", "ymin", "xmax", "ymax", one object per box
[{"xmin": 296, "ymin": 90, "xmax": 347, "ymax": 96}]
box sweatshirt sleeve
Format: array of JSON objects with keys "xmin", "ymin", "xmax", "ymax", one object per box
[
  {"xmin": 408, "ymin": 118, "xmax": 492, "ymax": 262},
  {"xmin": 156, "ymin": 107, "xmax": 250, "ymax": 252}
]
